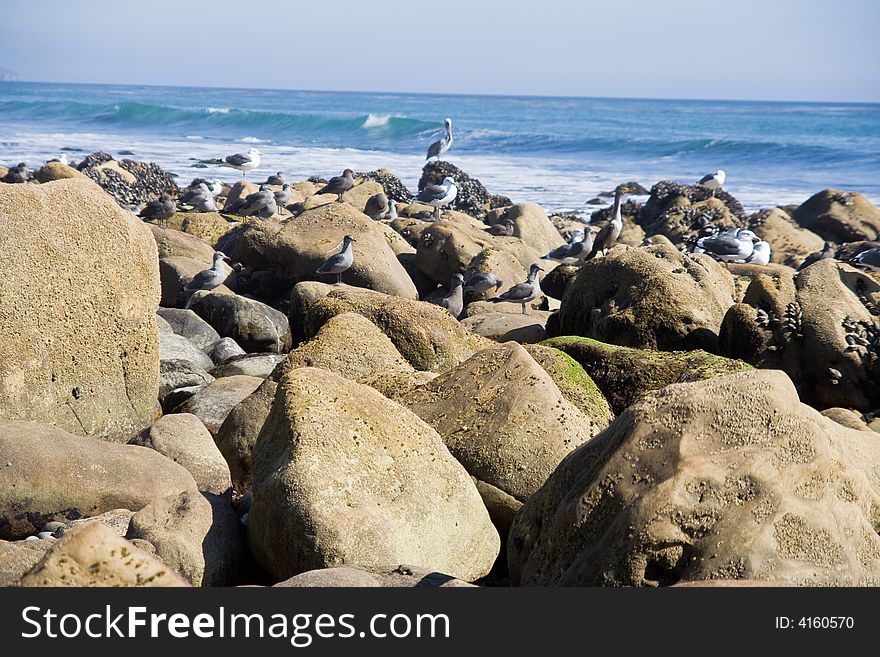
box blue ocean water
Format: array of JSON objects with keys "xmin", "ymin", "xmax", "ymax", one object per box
[{"xmin": 1, "ymin": 81, "xmax": 878, "ymax": 212}]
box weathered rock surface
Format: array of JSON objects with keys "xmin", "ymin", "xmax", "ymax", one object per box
[
  {"xmin": 19, "ymin": 522, "xmax": 189, "ymax": 587},
  {"xmin": 0, "ymin": 178, "xmax": 160, "ymax": 440},
  {"xmin": 189, "ymin": 290, "xmax": 292, "ymax": 353},
  {"xmin": 793, "ymin": 189, "xmax": 880, "ymax": 243},
  {"xmin": 248, "ymin": 367, "xmax": 499, "ymax": 581},
  {"xmin": 509, "ymin": 370, "xmax": 880, "ymax": 586},
  {"xmin": 216, "ymin": 380, "xmax": 277, "ymax": 490},
  {"xmin": 175, "ymin": 375, "xmax": 263, "ymax": 436},
  {"xmin": 157, "ymin": 308, "xmax": 221, "ymax": 351},
  {"xmin": 558, "ymin": 244, "xmax": 736, "ymax": 351},
  {"xmin": 274, "ymin": 565, "xmax": 474, "ymax": 588}
]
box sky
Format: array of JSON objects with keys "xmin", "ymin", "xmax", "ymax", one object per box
[{"xmin": 1, "ymin": 0, "xmax": 878, "ymax": 102}]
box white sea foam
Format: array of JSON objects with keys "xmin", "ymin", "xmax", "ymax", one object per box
[
  {"xmin": 362, "ymin": 114, "xmax": 391, "ymax": 128},
  {"xmin": 239, "ymin": 136, "xmax": 269, "ymax": 143},
  {"xmin": 206, "ymin": 107, "xmax": 229, "ymax": 114}
]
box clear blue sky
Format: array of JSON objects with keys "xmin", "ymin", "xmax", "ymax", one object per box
[{"xmin": 2, "ymin": 0, "xmax": 878, "ymax": 102}]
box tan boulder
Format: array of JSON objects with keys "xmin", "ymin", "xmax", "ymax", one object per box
[
  {"xmin": 509, "ymin": 370, "xmax": 880, "ymax": 586},
  {"xmin": 461, "ymin": 312, "xmax": 548, "ymax": 343},
  {"xmin": 33, "ymin": 161, "xmax": 88, "ymax": 183},
  {"xmin": 0, "ymin": 178, "xmax": 159, "ymax": 440},
  {"xmin": 399, "ymin": 342, "xmax": 605, "ymax": 502},
  {"xmin": 274, "ymin": 564, "xmax": 474, "ymax": 588},
  {"xmin": 0, "ymin": 420, "xmax": 197, "ymax": 540},
  {"xmin": 166, "ymin": 211, "xmax": 235, "ymax": 247},
  {"xmin": 216, "ymin": 380, "xmax": 277, "ymax": 490},
  {"xmin": 19, "ymin": 522, "xmax": 189, "ymax": 587},
  {"xmin": 558, "ymin": 244, "xmax": 736, "ymax": 351},
  {"xmin": 175, "ymin": 375, "xmax": 263, "ymax": 436},
  {"xmin": 793, "ymin": 189, "xmax": 880, "ymax": 242},
  {"xmin": 752, "ymin": 207, "xmax": 824, "ymax": 267},
  {"xmin": 486, "ymin": 203, "xmax": 564, "ymax": 254},
  {"xmin": 149, "ymin": 224, "xmax": 219, "ymax": 261},
  {"xmin": 248, "ymin": 367, "xmax": 499, "ymax": 581},
  {"xmin": 223, "ymin": 181, "xmax": 259, "ymax": 211}
]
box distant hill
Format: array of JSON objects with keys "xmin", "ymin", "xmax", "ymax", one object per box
[{"xmin": 0, "ymin": 67, "xmax": 20, "ymax": 82}]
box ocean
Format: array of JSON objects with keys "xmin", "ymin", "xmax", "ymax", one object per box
[{"xmin": 1, "ymin": 81, "xmax": 878, "ymax": 213}]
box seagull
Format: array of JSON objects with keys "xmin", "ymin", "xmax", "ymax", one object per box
[
  {"xmin": 183, "ymin": 251, "xmax": 232, "ymax": 308},
  {"xmin": 743, "ymin": 240, "xmax": 771, "ymax": 265},
  {"xmin": 851, "ymin": 247, "xmax": 880, "ymax": 272},
  {"xmin": 364, "ymin": 192, "xmax": 390, "ymax": 220},
  {"xmin": 189, "ymin": 192, "xmax": 218, "ymax": 213},
  {"xmin": 315, "ymin": 235, "xmax": 356, "ymax": 283},
  {"xmin": 1, "ymin": 162, "xmax": 29, "ymax": 183},
  {"xmin": 414, "ymin": 176, "xmax": 457, "ymax": 220},
  {"xmin": 180, "ymin": 182, "xmax": 210, "ymax": 204},
  {"xmin": 387, "ymin": 199, "xmax": 398, "ymax": 220},
  {"xmin": 274, "ymin": 183, "xmax": 293, "ymax": 210},
  {"xmin": 438, "ymin": 273, "xmax": 465, "ymax": 319},
  {"xmin": 493, "ymin": 264, "xmax": 543, "ymax": 314},
  {"xmin": 486, "ymin": 219, "xmax": 515, "ymax": 236},
  {"xmin": 220, "ymin": 148, "xmax": 262, "ymax": 180},
  {"xmin": 229, "ymin": 184, "xmax": 277, "ymax": 219},
  {"xmin": 463, "ymin": 271, "xmax": 504, "ymax": 298},
  {"xmin": 206, "ymin": 179, "xmax": 224, "ymax": 197},
  {"xmin": 426, "ymin": 117, "xmax": 453, "ymax": 161},
  {"xmin": 798, "ymin": 242, "xmax": 835, "ymax": 271},
  {"xmin": 266, "ymin": 171, "xmax": 285, "ymax": 185},
  {"xmin": 544, "ymin": 228, "xmax": 595, "ymax": 264},
  {"xmin": 138, "ymin": 196, "xmax": 176, "ymax": 228},
  {"xmin": 697, "ymin": 170, "xmax": 726, "ymax": 198},
  {"xmin": 317, "ymin": 169, "xmax": 355, "ymax": 203},
  {"xmin": 693, "ymin": 227, "xmax": 759, "ymax": 262},
  {"xmin": 587, "ymin": 188, "xmax": 625, "ymax": 259}
]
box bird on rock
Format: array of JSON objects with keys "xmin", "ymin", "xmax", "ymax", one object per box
[
  {"xmin": 851, "ymin": 247, "xmax": 880, "ymax": 272},
  {"xmin": 183, "ymin": 251, "xmax": 232, "ymax": 308},
  {"xmin": 229, "ymin": 184, "xmax": 277, "ymax": 219},
  {"xmin": 414, "ymin": 176, "xmax": 457, "ymax": 220},
  {"xmin": 220, "ymin": 148, "xmax": 262, "ymax": 180},
  {"xmin": 697, "ymin": 169, "xmax": 726, "ymax": 198},
  {"xmin": 439, "ymin": 273, "xmax": 465, "ymax": 319},
  {"xmin": 743, "ymin": 240, "xmax": 771, "ymax": 265},
  {"xmin": 138, "ymin": 196, "xmax": 176, "ymax": 228},
  {"xmin": 463, "ymin": 271, "xmax": 504, "ymax": 298},
  {"xmin": 426, "ymin": 117, "xmax": 453, "ymax": 161},
  {"xmin": 317, "ymin": 169, "xmax": 355, "ymax": 203},
  {"xmin": 693, "ymin": 227, "xmax": 759, "ymax": 262},
  {"xmin": 493, "ymin": 264, "xmax": 543, "ymax": 314},
  {"xmin": 315, "ymin": 235, "xmax": 356, "ymax": 283},
  {"xmin": 588, "ymin": 188, "xmax": 625, "ymax": 259},
  {"xmin": 798, "ymin": 242, "xmax": 835, "ymax": 271},
  {"xmin": 266, "ymin": 171, "xmax": 285, "ymax": 185},
  {"xmin": 364, "ymin": 192, "xmax": 391, "ymax": 220},
  {"xmin": 486, "ymin": 219, "xmax": 515, "ymax": 236}
]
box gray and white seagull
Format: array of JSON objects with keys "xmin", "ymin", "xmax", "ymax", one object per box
[
  {"xmin": 414, "ymin": 176, "xmax": 457, "ymax": 221},
  {"xmin": 693, "ymin": 227, "xmax": 759, "ymax": 262},
  {"xmin": 229, "ymin": 184, "xmax": 277, "ymax": 219},
  {"xmin": 697, "ymin": 169, "xmax": 726, "ymax": 198},
  {"xmin": 438, "ymin": 273, "xmax": 465, "ymax": 319},
  {"xmin": 183, "ymin": 251, "xmax": 232, "ymax": 308},
  {"xmin": 588, "ymin": 188, "xmax": 626, "ymax": 259},
  {"xmin": 463, "ymin": 271, "xmax": 504, "ymax": 298},
  {"xmin": 317, "ymin": 169, "xmax": 355, "ymax": 203},
  {"xmin": 220, "ymin": 148, "xmax": 262, "ymax": 180},
  {"xmin": 316, "ymin": 235, "xmax": 356, "ymax": 283},
  {"xmin": 851, "ymin": 247, "xmax": 880, "ymax": 272},
  {"xmin": 493, "ymin": 264, "xmax": 544, "ymax": 314},
  {"xmin": 426, "ymin": 117, "xmax": 453, "ymax": 161}
]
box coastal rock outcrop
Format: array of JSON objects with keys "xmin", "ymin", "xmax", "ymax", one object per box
[{"xmin": 793, "ymin": 189, "xmax": 880, "ymax": 243}]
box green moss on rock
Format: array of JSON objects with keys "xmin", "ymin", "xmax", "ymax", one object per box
[{"xmin": 541, "ymin": 336, "xmax": 753, "ymax": 414}]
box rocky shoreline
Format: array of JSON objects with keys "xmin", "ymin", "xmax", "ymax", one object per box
[{"xmin": 1, "ymin": 151, "xmax": 879, "ymax": 587}]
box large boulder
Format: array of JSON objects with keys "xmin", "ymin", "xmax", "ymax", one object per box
[
  {"xmin": 189, "ymin": 290, "xmax": 292, "ymax": 353},
  {"xmin": 637, "ymin": 180, "xmax": 746, "ymax": 242},
  {"xmin": 0, "ymin": 420, "xmax": 197, "ymax": 540},
  {"xmin": 157, "ymin": 308, "xmax": 221, "ymax": 351},
  {"xmin": 149, "ymin": 225, "xmax": 219, "ymax": 261},
  {"xmin": 210, "ymin": 353, "xmax": 285, "ymax": 379},
  {"xmin": 220, "ymin": 203, "xmax": 418, "ymax": 299},
  {"xmin": 248, "ymin": 367, "xmax": 499, "ymax": 581},
  {"xmin": 418, "ymin": 161, "xmax": 510, "ymax": 217},
  {"xmin": 130, "ymin": 413, "xmax": 232, "ymax": 496},
  {"xmin": 0, "ymin": 178, "xmax": 160, "ymax": 441},
  {"xmin": 77, "ymin": 151, "xmax": 178, "ymax": 207},
  {"xmin": 793, "ymin": 189, "xmax": 880, "ymax": 243},
  {"xmin": 126, "ymin": 490, "xmax": 249, "ymax": 587},
  {"xmin": 175, "ymin": 375, "xmax": 263, "ymax": 436},
  {"xmin": 719, "ymin": 258, "xmax": 880, "ymax": 411},
  {"xmin": 558, "ymin": 244, "xmax": 736, "ymax": 351},
  {"xmin": 461, "ymin": 312, "xmax": 548, "ymax": 344},
  {"xmin": 508, "ymin": 370, "xmax": 880, "ymax": 586},
  {"xmin": 542, "ymin": 336, "xmax": 753, "ymax": 414},
  {"xmin": 159, "ymin": 332, "xmax": 215, "ymax": 403},
  {"xmin": 34, "ymin": 161, "xmax": 88, "ymax": 183},
  {"xmin": 485, "ymin": 203, "xmax": 565, "ymax": 254},
  {"xmin": 295, "ymin": 284, "xmax": 491, "ymax": 372},
  {"xmin": 398, "ymin": 342, "xmax": 607, "ymax": 502},
  {"xmin": 275, "ymin": 565, "xmax": 473, "ymax": 588},
  {"xmin": 165, "ymin": 211, "xmax": 234, "ymax": 247},
  {"xmin": 749, "ymin": 208, "xmax": 824, "ymax": 268},
  {"xmin": 19, "ymin": 522, "xmax": 189, "ymax": 587}
]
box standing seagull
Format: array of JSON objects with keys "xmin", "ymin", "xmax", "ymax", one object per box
[
  {"xmin": 851, "ymin": 247, "xmax": 880, "ymax": 272},
  {"xmin": 697, "ymin": 170, "xmax": 726, "ymax": 198},
  {"xmin": 364, "ymin": 192, "xmax": 390, "ymax": 220},
  {"xmin": 387, "ymin": 199, "xmax": 398, "ymax": 220},
  {"xmin": 439, "ymin": 273, "xmax": 465, "ymax": 319},
  {"xmin": 317, "ymin": 169, "xmax": 355, "ymax": 203},
  {"xmin": 798, "ymin": 242, "xmax": 835, "ymax": 271},
  {"xmin": 588, "ymin": 188, "xmax": 626, "ymax": 259},
  {"xmin": 138, "ymin": 196, "xmax": 177, "ymax": 228},
  {"xmin": 493, "ymin": 264, "xmax": 544, "ymax": 315},
  {"xmin": 315, "ymin": 235, "xmax": 356, "ymax": 283},
  {"xmin": 693, "ymin": 227, "xmax": 759, "ymax": 262},
  {"xmin": 183, "ymin": 251, "xmax": 232, "ymax": 308},
  {"xmin": 544, "ymin": 228, "xmax": 595, "ymax": 265},
  {"xmin": 274, "ymin": 183, "xmax": 293, "ymax": 211},
  {"xmin": 426, "ymin": 117, "xmax": 453, "ymax": 161},
  {"xmin": 414, "ymin": 176, "xmax": 458, "ymax": 220},
  {"xmin": 220, "ymin": 148, "xmax": 262, "ymax": 180}
]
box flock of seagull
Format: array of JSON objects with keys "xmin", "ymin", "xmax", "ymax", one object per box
[{"xmin": 128, "ymin": 117, "xmax": 879, "ymax": 316}]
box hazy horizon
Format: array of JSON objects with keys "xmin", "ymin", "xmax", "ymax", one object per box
[{"xmin": 2, "ymin": 0, "xmax": 878, "ymax": 103}]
